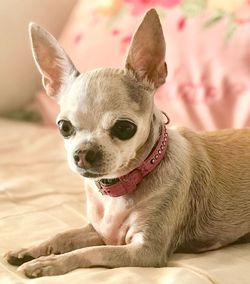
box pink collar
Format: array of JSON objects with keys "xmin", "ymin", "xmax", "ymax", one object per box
[{"xmin": 95, "ymin": 121, "xmax": 169, "ymax": 197}]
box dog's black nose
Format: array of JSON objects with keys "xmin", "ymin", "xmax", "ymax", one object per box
[
  {"xmin": 73, "ymin": 149, "xmax": 102, "ymax": 168},
  {"xmin": 85, "ymin": 150, "xmax": 101, "ymax": 164}
]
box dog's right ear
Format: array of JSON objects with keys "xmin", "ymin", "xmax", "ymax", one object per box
[{"xmin": 29, "ymin": 23, "xmax": 78, "ymax": 99}]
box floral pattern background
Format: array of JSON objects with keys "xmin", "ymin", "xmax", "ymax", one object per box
[
  {"xmin": 96, "ymin": 0, "xmax": 250, "ymax": 39},
  {"xmin": 36, "ymin": 0, "xmax": 250, "ymax": 130}
]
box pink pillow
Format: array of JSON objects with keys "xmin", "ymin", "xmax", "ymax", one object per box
[
  {"xmin": 37, "ymin": 0, "xmax": 250, "ymax": 130},
  {"xmin": 36, "ymin": 91, "xmax": 59, "ymax": 127}
]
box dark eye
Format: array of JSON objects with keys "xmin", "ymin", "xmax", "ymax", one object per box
[
  {"xmin": 111, "ymin": 120, "xmax": 137, "ymax": 140},
  {"xmin": 58, "ymin": 120, "xmax": 75, "ymax": 138}
]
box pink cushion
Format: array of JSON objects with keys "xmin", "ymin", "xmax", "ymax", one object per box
[{"xmin": 37, "ymin": 0, "xmax": 250, "ymax": 130}]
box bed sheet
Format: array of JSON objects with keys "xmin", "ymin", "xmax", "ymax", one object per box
[{"xmin": 0, "ymin": 119, "xmax": 249, "ymax": 284}]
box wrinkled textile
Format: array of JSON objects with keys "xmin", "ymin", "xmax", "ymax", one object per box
[{"xmin": 0, "ymin": 119, "xmax": 250, "ymax": 284}]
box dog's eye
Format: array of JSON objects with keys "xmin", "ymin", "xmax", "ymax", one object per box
[
  {"xmin": 58, "ymin": 120, "xmax": 75, "ymax": 138},
  {"xmin": 111, "ymin": 120, "xmax": 137, "ymax": 140}
]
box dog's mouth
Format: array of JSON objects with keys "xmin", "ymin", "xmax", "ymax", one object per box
[
  {"xmin": 80, "ymin": 170, "xmax": 119, "ymax": 185},
  {"xmin": 99, "ymin": 178, "xmax": 119, "ymax": 185},
  {"xmin": 80, "ymin": 171, "xmax": 103, "ymax": 178}
]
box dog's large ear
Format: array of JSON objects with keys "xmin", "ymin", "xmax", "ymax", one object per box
[
  {"xmin": 29, "ymin": 23, "xmax": 78, "ymax": 99},
  {"xmin": 125, "ymin": 9, "xmax": 167, "ymax": 88}
]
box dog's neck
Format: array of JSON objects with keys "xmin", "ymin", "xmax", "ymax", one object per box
[
  {"xmin": 120, "ymin": 108, "xmax": 165, "ymax": 175},
  {"xmin": 95, "ymin": 109, "xmax": 169, "ymax": 197}
]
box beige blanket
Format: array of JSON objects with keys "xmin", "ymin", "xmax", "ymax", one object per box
[{"xmin": 0, "ymin": 119, "xmax": 249, "ymax": 284}]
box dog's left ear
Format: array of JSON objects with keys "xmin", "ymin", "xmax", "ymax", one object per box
[
  {"xmin": 125, "ymin": 9, "xmax": 167, "ymax": 88},
  {"xmin": 29, "ymin": 23, "xmax": 78, "ymax": 99}
]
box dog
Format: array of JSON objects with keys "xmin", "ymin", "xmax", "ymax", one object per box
[{"xmin": 4, "ymin": 9, "xmax": 250, "ymax": 278}]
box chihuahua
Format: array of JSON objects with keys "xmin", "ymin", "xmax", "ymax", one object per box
[{"xmin": 4, "ymin": 9, "xmax": 250, "ymax": 278}]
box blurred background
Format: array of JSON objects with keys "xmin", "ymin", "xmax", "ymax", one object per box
[
  {"xmin": 0, "ymin": 0, "xmax": 77, "ymax": 113},
  {"xmin": 0, "ymin": 0, "xmax": 250, "ymax": 130},
  {"xmin": 1, "ymin": 3, "xmax": 250, "ymax": 283}
]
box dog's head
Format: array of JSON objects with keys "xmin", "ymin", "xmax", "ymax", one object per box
[{"xmin": 29, "ymin": 9, "xmax": 167, "ymax": 179}]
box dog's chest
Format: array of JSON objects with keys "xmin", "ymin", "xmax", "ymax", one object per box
[{"xmin": 85, "ymin": 186, "xmax": 136, "ymax": 245}]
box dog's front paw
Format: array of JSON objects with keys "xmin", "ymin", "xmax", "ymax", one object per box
[
  {"xmin": 18, "ymin": 254, "xmax": 69, "ymax": 278},
  {"xmin": 4, "ymin": 249, "xmax": 35, "ymax": 266}
]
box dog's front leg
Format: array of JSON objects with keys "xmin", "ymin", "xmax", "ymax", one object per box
[
  {"xmin": 18, "ymin": 240, "xmax": 163, "ymax": 278},
  {"xmin": 4, "ymin": 224, "xmax": 104, "ymax": 266}
]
